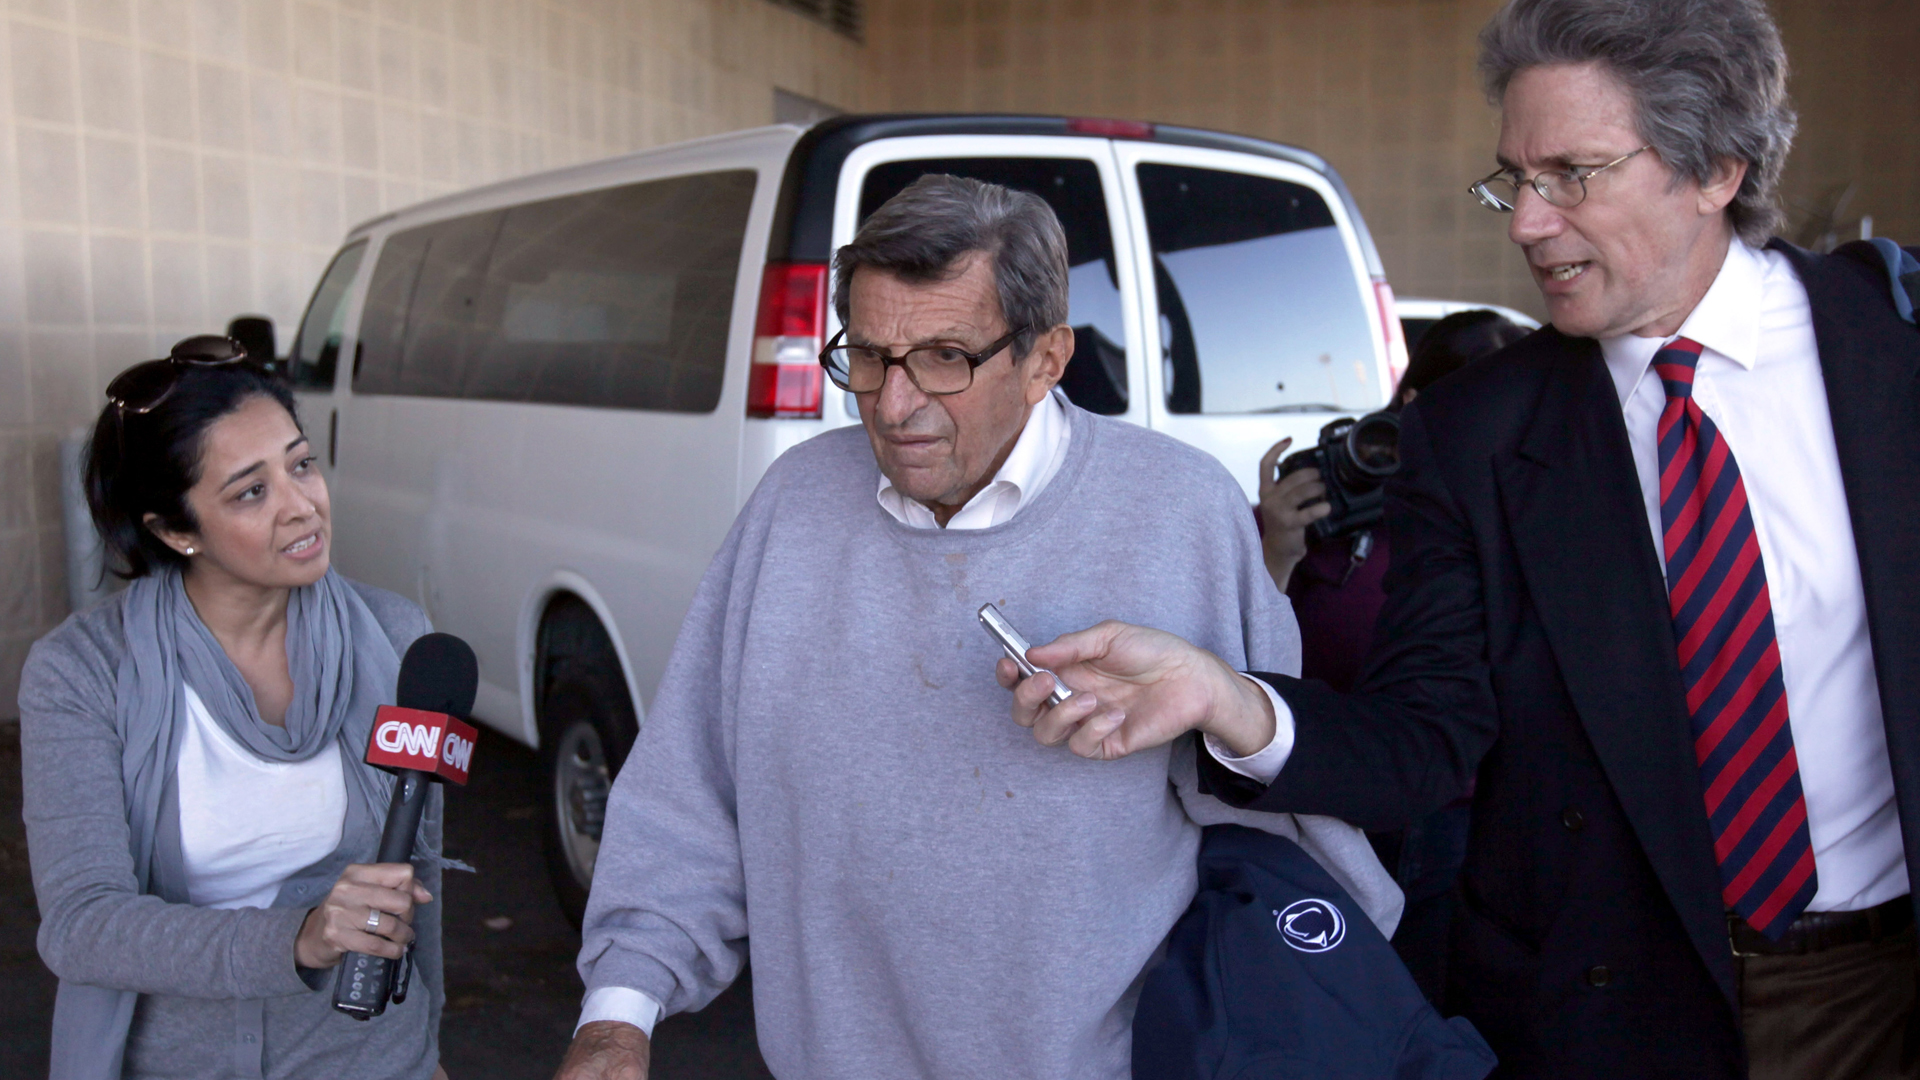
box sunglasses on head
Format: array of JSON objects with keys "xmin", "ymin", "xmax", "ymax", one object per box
[{"xmin": 105, "ymin": 335, "xmax": 260, "ymax": 418}]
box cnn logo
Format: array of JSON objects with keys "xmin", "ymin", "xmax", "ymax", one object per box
[
  {"xmin": 375, "ymin": 718, "xmax": 442, "ymax": 758},
  {"xmin": 373, "ymin": 719, "xmax": 473, "ymax": 770},
  {"xmin": 367, "ymin": 705, "xmax": 477, "ymax": 784},
  {"xmin": 442, "ymin": 730, "xmax": 473, "ymax": 772}
]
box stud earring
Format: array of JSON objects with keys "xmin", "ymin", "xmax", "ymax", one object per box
[{"xmin": 183, "ymin": 546, "xmax": 195, "ymax": 555}]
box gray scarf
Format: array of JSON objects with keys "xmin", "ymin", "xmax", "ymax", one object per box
[{"xmin": 50, "ymin": 568, "xmax": 403, "ymax": 1080}]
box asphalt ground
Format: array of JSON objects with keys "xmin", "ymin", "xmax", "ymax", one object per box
[{"xmin": 0, "ymin": 720, "xmax": 773, "ymax": 1080}]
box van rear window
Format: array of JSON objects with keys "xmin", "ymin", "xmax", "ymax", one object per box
[
  {"xmin": 354, "ymin": 170, "xmax": 757, "ymax": 412},
  {"xmin": 859, "ymin": 158, "xmax": 1129, "ymax": 416},
  {"xmin": 1136, "ymin": 164, "xmax": 1378, "ymax": 415}
]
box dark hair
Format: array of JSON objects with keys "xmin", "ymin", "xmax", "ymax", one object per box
[
  {"xmin": 833, "ymin": 173, "xmax": 1069, "ymax": 360},
  {"xmin": 85, "ymin": 363, "xmax": 301, "ymax": 579},
  {"xmin": 1395, "ymin": 310, "xmax": 1532, "ymax": 406},
  {"xmin": 1478, "ymin": 0, "xmax": 1797, "ymax": 245}
]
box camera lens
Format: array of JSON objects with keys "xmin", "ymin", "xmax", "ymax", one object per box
[{"xmin": 1338, "ymin": 411, "xmax": 1401, "ymax": 488}]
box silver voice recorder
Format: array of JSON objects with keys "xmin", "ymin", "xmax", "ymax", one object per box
[{"xmin": 977, "ymin": 602, "xmax": 1075, "ymax": 709}]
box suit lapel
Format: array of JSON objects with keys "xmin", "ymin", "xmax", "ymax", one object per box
[
  {"xmin": 1775, "ymin": 240, "xmax": 1920, "ymax": 897},
  {"xmin": 1492, "ymin": 335, "xmax": 1737, "ymax": 1006}
]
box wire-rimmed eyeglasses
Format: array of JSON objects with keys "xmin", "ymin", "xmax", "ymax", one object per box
[
  {"xmin": 1470, "ymin": 145, "xmax": 1653, "ymax": 212},
  {"xmin": 819, "ymin": 326, "xmax": 1030, "ymax": 396}
]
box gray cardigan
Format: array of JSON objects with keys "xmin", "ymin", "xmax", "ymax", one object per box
[{"xmin": 16, "ymin": 580, "xmax": 444, "ymax": 1080}]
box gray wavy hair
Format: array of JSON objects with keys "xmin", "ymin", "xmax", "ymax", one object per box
[
  {"xmin": 833, "ymin": 173, "xmax": 1069, "ymax": 359},
  {"xmin": 1479, "ymin": 0, "xmax": 1798, "ymax": 245}
]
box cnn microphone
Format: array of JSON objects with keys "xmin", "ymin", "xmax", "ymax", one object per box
[{"xmin": 332, "ymin": 632, "xmax": 480, "ymax": 1020}]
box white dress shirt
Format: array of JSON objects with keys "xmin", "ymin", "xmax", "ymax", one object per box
[
  {"xmin": 875, "ymin": 389, "xmax": 1072, "ymax": 530},
  {"xmin": 578, "ymin": 392, "xmax": 1078, "ymax": 1037},
  {"xmin": 1204, "ymin": 686, "xmax": 1296, "ymax": 781},
  {"xmin": 1599, "ymin": 240, "xmax": 1903, "ymax": 913},
  {"xmin": 1215, "ymin": 240, "xmax": 1906, "ymax": 914},
  {"xmin": 177, "ymin": 684, "xmax": 347, "ymax": 910}
]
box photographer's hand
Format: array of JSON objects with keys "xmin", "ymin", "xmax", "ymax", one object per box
[
  {"xmin": 1257, "ymin": 438, "xmax": 1332, "ymax": 592},
  {"xmin": 996, "ymin": 622, "xmax": 1275, "ymax": 761}
]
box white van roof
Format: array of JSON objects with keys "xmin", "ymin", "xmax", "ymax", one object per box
[
  {"xmin": 346, "ymin": 123, "xmax": 809, "ymax": 240},
  {"xmin": 341, "ymin": 114, "xmax": 1384, "ymax": 279}
]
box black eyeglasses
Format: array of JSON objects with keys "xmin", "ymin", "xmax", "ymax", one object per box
[
  {"xmin": 818, "ymin": 326, "xmax": 1031, "ymax": 396},
  {"xmin": 105, "ymin": 335, "xmax": 257, "ymax": 417}
]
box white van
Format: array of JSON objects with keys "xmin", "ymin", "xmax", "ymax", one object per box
[{"xmin": 272, "ymin": 114, "xmax": 1406, "ymax": 920}]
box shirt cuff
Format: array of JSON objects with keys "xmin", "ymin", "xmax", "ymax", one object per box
[
  {"xmin": 576, "ymin": 986, "xmax": 663, "ymax": 1039},
  {"xmin": 1202, "ymin": 674, "xmax": 1296, "ymax": 786}
]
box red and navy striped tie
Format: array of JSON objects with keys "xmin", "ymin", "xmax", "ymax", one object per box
[{"xmin": 1655, "ymin": 337, "xmax": 1816, "ymax": 939}]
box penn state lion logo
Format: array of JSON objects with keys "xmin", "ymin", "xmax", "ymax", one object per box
[{"xmin": 1274, "ymin": 898, "xmax": 1346, "ymax": 953}]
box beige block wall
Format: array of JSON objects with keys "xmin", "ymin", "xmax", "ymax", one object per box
[
  {"xmin": 1774, "ymin": 0, "xmax": 1920, "ymax": 252},
  {"xmin": 866, "ymin": 0, "xmax": 1918, "ymax": 311},
  {"xmin": 0, "ymin": 0, "xmax": 869, "ymax": 708},
  {"xmin": 867, "ymin": 0, "xmax": 1546, "ymax": 317},
  {"xmin": 2, "ymin": 0, "xmax": 1913, "ymax": 709}
]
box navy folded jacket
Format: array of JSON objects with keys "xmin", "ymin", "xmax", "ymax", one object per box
[{"xmin": 1134, "ymin": 824, "xmax": 1496, "ymax": 1080}]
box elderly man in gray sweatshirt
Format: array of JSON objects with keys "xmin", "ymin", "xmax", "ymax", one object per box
[{"xmin": 553, "ymin": 174, "xmax": 1394, "ymax": 1080}]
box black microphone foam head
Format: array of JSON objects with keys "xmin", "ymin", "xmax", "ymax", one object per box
[{"xmin": 396, "ymin": 633, "xmax": 479, "ymax": 717}]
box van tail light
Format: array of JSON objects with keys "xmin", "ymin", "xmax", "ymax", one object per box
[
  {"xmin": 748, "ymin": 262, "xmax": 828, "ymax": 419},
  {"xmin": 1373, "ymin": 278, "xmax": 1410, "ymax": 393}
]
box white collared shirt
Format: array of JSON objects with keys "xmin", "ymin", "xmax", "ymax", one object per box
[
  {"xmin": 1599, "ymin": 240, "xmax": 1902, "ymax": 913},
  {"xmin": 577, "ymin": 392, "xmax": 1078, "ymax": 1039},
  {"xmin": 875, "ymin": 390, "xmax": 1072, "ymax": 530},
  {"xmin": 1224, "ymin": 241, "xmax": 1906, "ymax": 915}
]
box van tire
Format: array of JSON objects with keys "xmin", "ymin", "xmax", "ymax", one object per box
[{"xmin": 539, "ymin": 667, "xmax": 638, "ymax": 928}]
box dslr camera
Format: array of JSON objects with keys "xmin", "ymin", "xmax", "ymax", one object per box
[{"xmin": 1276, "ymin": 410, "xmax": 1402, "ymax": 542}]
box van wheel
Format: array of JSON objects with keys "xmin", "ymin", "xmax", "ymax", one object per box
[{"xmin": 540, "ymin": 672, "xmax": 635, "ymax": 927}]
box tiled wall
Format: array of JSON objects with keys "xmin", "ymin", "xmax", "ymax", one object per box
[
  {"xmin": 865, "ymin": 0, "xmax": 1550, "ymax": 320},
  {"xmin": 866, "ymin": 0, "xmax": 1918, "ymax": 318},
  {"xmin": 1774, "ymin": 0, "xmax": 1920, "ymax": 254},
  {"xmin": 3, "ymin": 0, "xmax": 1914, "ymax": 709},
  {"xmin": 0, "ymin": 0, "xmax": 867, "ymax": 707}
]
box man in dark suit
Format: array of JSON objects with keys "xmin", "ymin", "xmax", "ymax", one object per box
[{"xmin": 996, "ymin": 1, "xmax": 1920, "ymax": 1076}]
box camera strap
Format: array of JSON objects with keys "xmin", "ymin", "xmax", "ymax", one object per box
[{"xmin": 1338, "ymin": 531, "xmax": 1376, "ymax": 587}]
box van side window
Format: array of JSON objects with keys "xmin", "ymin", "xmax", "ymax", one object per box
[
  {"xmin": 859, "ymin": 158, "xmax": 1129, "ymax": 416},
  {"xmin": 464, "ymin": 170, "xmax": 756, "ymax": 411},
  {"xmin": 1136, "ymin": 164, "xmax": 1376, "ymax": 415},
  {"xmin": 357, "ymin": 213, "xmax": 506, "ymax": 397},
  {"xmin": 289, "ymin": 240, "xmax": 367, "ymax": 391},
  {"xmin": 354, "ymin": 170, "xmax": 757, "ymax": 412},
  {"xmin": 355, "ymin": 229, "xmax": 431, "ymax": 396},
  {"xmin": 400, "ymin": 211, "xmax": 504, "ymax": 398}
]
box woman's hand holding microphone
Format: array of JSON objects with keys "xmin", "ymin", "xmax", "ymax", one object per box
[
  {"xmin": 294, "ymin": 863, "xmax": 450, "ymax": 1078},
  {"xmin": 295, "ymin": 862, "xmax": 431, "ymax": 970}
]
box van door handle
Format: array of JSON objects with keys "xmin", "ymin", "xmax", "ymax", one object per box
[{"xmin": 328, "ymin": 409, "xmax": 338, "ymax": 467}]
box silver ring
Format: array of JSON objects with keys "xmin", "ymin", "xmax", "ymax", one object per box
[{"xmin": 365, "ymin": 909, "xmax": 382, "ymax": 932}]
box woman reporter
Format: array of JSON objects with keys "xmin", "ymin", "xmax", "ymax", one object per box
[{"xmin": 17, "ymin": 336, "xmax": 449, "ymax": 1079}]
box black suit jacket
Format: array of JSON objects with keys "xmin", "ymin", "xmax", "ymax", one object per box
[{"xmin": 1206, "ymin": 241, "xmax": 1920, "ymax": 1079}]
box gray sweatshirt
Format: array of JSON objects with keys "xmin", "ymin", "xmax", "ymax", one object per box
[
  {"xmin": 578, "ymin": 406, "xmax": 1320, "ymax": 1079},
  {"xmin": 16, "ymin": 581, "xmax": 443, "ymax": 1080}
]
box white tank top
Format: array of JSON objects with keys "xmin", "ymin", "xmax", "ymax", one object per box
[{"xmin": 177, "ymin": 685, "xmax": 347, "ymax": 909}]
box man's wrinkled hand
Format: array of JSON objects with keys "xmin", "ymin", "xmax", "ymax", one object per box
[
  {"xmin": 553, "ymin": 1021, "xmax": 650, "ymax": 1080},
  {"xmin": 994, "ymin": 621, "xmax": 1276, "ymax": 761}
]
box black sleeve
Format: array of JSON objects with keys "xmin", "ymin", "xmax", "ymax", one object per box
[{"xmin": 1206, "ymin": 404, "xmax": 1500, "ymax": 832}]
